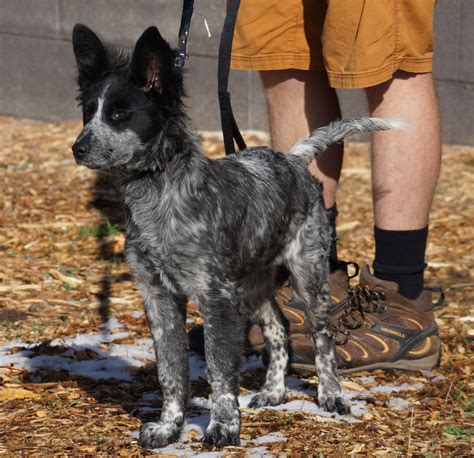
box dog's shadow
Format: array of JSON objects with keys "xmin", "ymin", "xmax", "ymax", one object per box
[{"xmin": 88, "ymin": 172, "xmax": 129, "ymax": 323}]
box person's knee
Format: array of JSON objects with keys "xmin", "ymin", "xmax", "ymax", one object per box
[
  {"xmin": 366, "ymin": 71, "xmax": 435, "ymax": 113},
  {"xmin": 260, "ymin": 69, "xmax": 307, "ymax": 89},
  {"xmin": 260, "ymin": 69, "xmax": 333, "ymax": 89}
]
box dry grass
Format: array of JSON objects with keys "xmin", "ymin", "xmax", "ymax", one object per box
[{"xmin": 0, "ymin": 116, "xmax": 472, "ymax": 456}]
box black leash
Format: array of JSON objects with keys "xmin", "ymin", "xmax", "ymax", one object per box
[
  {"xmin": 175, "ymin": 0, "xmax": 247, "ymax": 155},
  {"xmin": 217, "ymin": 0, "xmax": 247, "ymax": 155}
]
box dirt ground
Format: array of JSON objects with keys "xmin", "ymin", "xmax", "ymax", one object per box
[{"xmin": 0, "ymin": 115, "xmax": 472, "ymax": 456}]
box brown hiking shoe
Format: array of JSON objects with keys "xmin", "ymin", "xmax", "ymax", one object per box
[
  {"xmin": 289, "ymin": 264, "xmax": 443, "ymax": 375},
  {"xmin": 247, "ymin": 262, "xmax": 358, "ymax": 352}
]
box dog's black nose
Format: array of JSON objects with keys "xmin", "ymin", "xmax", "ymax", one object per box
[{"xmin": 72, "ymin": 141, "xmax": 89, "ymax": 158}]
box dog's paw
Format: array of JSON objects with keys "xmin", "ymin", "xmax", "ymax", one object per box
[
  {"xmin": 204, "ymin": 421, "xmax": 240, "ymax": 447},
  {"xmin": 139, "ymin": 421, "xmax": 181, "ymax": 449},
  {"xmin": 248, "ymin": 389, "xmax": 285, "ymax": 408},
  {"xmin": 318, "ymin": 394, "xmax": 351, "ymax": 415}
]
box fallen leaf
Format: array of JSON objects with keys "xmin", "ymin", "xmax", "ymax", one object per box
[
  {"xmin": 341, "ymin": 381, "xmax": 366, "ymax": 392},
  {"xmin": 49, "ymin": 269, "xmax": 83, "ymax": 288},
  {"xmin": 337, "ymin": 221, "xmax": 361, "ymax": 232},
  {"xmin": 349, "ymin": 443, "xmax": 365, "ymax": 454},
  {"xmin": 0, "ymin": 388, "xmax": 40, "ymax": 400},
  {"xmin": 0, "ymin": 284, "xmax": 41, "ymax": 292}
]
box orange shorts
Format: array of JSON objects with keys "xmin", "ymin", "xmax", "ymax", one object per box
[{"xmin": 231, "ymin": 0, "xmax": 436, "ymax": 88}]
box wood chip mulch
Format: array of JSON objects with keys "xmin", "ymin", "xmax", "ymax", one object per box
[{"xmin": 0, "ymin": 116, "xmax": 472, "ymax": 456}]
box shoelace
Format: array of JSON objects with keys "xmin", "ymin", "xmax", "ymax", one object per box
[
  {"xmin": 331, "ymin": 284, "xmax": 445, "ymax": 345},
  {"xmin": 332, "ymin": 285, "xmax": 387, "ymax": 345}
]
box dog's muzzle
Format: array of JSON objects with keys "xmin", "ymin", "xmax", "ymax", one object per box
[
  {"xmin": 72, "ymin": 139, "xmax": 90, "ymax": 160},
  {"xmin": 72, "ymin": 127, "xmax": 93, "ymax": 161}
]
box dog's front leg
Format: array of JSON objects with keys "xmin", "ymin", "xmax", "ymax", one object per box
[
  {"xmin": 138, "ymin": 281, "xmax": 189, "ymax": 449},
  {"xmin": 199, "ymin": 292, "xmax": 245, "ymax": 447}
]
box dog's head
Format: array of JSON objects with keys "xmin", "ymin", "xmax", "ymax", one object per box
[{"xmin": 71, "ymin": 24, "xmax": 184, "ymax": 170}]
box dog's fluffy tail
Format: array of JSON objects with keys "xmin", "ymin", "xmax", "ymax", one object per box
[{"xmin": 288, "ymin": 117, "xmax": 407, "ymax": 164}]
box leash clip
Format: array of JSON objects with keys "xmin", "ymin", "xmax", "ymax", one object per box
[{"xmin": 175, "ymin": 30, "xmax": 189, "ymax": 69}]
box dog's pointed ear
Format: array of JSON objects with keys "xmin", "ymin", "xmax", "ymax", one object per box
[
  {"xmin": 72, "ymin": 24, "xmax": 108, "ymax": 89},
  {"xmin": 130, "ymin": 26, "xmax": 173, "ymax": 94}
]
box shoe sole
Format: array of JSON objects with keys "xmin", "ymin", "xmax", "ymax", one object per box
[{"xmin": 290, "ymin": 352, "xmax": 441, "ymax": 376}]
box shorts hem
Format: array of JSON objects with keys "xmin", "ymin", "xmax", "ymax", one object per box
[
  {"xmin": 327, "ymin": 58, "xmax": 432, "ymax": 88},
  {"xmin": 231, "ymin": 54, "xmax": 432, "ymax": 88},
  {"xmin": 231, "ymin": 53, "xmax": 325, "ymax": 72}
]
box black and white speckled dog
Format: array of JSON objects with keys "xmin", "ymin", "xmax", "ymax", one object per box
[{"xmin": 71, "ymin": 24, "xmax": 402, "ymax": 448}]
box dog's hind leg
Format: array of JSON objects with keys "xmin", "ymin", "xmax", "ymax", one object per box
[
  {"xmin": 137, "ymin": 281, "xmax": 189, "ymax": 449},
  {"xmin": 286, "ymin": 216, "xmax": 350, "ymax": 415},
  {"xmin": 198, "ymin": 288, "xmax": 245, "ymax": 447},
  {"xmin": 248, "ymin": 297, "xmax": 288, "ymax": 408}
]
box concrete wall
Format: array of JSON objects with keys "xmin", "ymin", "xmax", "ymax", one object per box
[{"xmin": 0, "ymin": 0, "xmax": 472, "ymax": 144}]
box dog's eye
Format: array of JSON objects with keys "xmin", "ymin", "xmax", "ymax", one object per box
[{"xmin": 111, "ymin": 109, "xmax": 130, "ymax": 121}]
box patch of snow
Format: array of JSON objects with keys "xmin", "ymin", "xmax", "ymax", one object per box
[
  {"xmin": 135, "ymin": 337, "xmax": 154, "ymax": 346},
  {"xmin": 50, "ymin": 329, "xmax": 130, "ymax": 350},
  {"xmin": 247, "ymin": 446, "xmax": 274, "ymax": 457},
  {"xmin": 100, "ymin": 317, "xmax": 125, "ymax": 330},
  {"xmin": 349, "ymin": 399, "xmax": 369, "ymax": 417},
  {"xmin": 189, "ymin": 353, "xmax": 207, "ymax": 381},
  {"xmin": 253, "ymin": 431, "xmax": 287, "ymax": 444},
  {"xmin": 0, "ymin": 319, "xmax": 141, "ymax": 381},
  {"xmin": 188, "ymin": 452, "xmax": 221, "ymax": 458},
  {"xmin": 241, "ymin": 355, "xmax": 265, "ymax": 371},
  {"xmin": 107, "ymin": 342, "xmax": 154, "ymax": 362},
  {"xmin": 181, "ymin": 413, "xmax": 210, "ymax": 440},
  {"xmin": 370, "ymin": 382, "xmax": 424, "ymax": 394},
  {"xmin": 387, "ymin": 397, "xmax": 412, "ymax": 411},
  {"xmin": 189, "ymin": 397, "xmax": 211, "ymax": 410},
  {"xmin": 238, "ymin": 393, "xmax": 255, "ymax": 409},
  {"xmin": 420, "ymin": 371, "xmax": 445, "ymax": 383},
  {"xmin": 267, "ymin": 399, "xmax": 360, "ymax": 423},
  {"xmin": 353, "ymin": 375, "xmax": 376, "ymax": 384},
  {"xmin": 285, "ymin": 375, "xmax": 317, "ymax": 397},
  {"xmin": 151, "ymin": 445, "xmax": 193, "ymax": 456}
]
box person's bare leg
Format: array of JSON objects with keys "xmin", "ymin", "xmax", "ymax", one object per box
[
  {"xmin": 366, "ymin": 71, "xmax": 441, "ymax": 230},
  {"xmin": 260, "ymin": 70, "xmax": 343, "ymax": 208},
  {"xmin": 366, "ymin": 71, "xmax": 441, "ymax": 299}
]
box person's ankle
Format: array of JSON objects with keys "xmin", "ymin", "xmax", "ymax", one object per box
[
  {"xmin": 374, "ymin": 270, "xmax": 424, "ymax": 299},
  {"xmin": 373, "ymin": 225, "xmax": 428, "ymax": 300}
]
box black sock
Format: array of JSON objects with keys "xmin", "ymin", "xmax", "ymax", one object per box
[
  {"xmin": 327, "ymin": 204, "xmax": 339, "ymax": 272},
  {"xmin": 373, "ymin": 226, "xmax": 428, "ymax": 299}
]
